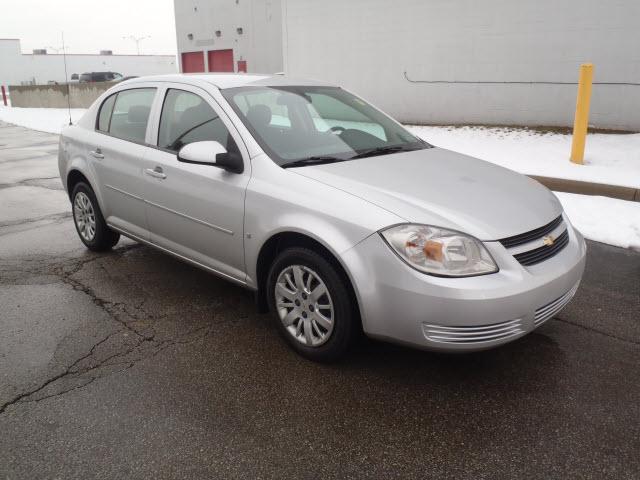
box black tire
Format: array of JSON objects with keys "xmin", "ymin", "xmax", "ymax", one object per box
[
  {"xmin": 266, "ymin": 247, "xmax": 357, "ymax": 362},
  {"xmin": 71, "ymin": 182, "xmax": 120, "ymax": 251}
]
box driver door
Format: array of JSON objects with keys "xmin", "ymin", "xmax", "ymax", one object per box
[{"xmin": 142, "ymin": 84, "xmax": 250, "ymax": 283}]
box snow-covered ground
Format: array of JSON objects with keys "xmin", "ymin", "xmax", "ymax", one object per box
[
  {"xmin": 408, "ymin": 125, "xmax": 640, "ymax": 189},
  {"xmin": 555, "ymin": 193, "xmax": 640, "ymax": 251},
  {"xmin": 1, "ymin": 106, "xmax": 639, "ymax": 250},
  {"xmin": 0, "ymin": 106, "xmax": 86, "ymax": 134}
]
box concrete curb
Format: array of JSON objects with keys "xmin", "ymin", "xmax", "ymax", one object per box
[{"xmin": 530, "ymin": 176, "xmax": 640, "ymax": 202}]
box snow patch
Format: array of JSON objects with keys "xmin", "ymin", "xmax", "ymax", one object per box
[
  {"xmin": 409, "ymin": 125, "xmax": 640, "ymax": 189},
  {"xmin": 0, "ymin": 106, "xmax": 86, "ymax": 134},
  {"xmin": 554, "ymin": 192, "xmax": 640, "ymax": 251}
]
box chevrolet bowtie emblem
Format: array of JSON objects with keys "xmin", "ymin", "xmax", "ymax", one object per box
[{"xmin": 543, "ymin": 235, "xmax": 555, "ymax": 246}]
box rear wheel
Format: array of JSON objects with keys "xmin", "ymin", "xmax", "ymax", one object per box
[
  {"xmin": 71, "ymin": 182, "xmax": 119, "ymax": 251},
  {"xmin": 267, "ymin": 247, "xmax": 357, "ymax": 362}
]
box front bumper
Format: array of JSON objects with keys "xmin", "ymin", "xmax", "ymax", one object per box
[{"xmin": 340, "ymin": 216, "xmax": 587, "ymax": 352}]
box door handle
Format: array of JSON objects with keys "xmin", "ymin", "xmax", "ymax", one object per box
[
  {"xmin": 90, "ymin": 148, "xmax": 104, "ymax": 159},
  {"xmin": 144, "ymin": 166, "xmax": 167, "ymax": 179}
]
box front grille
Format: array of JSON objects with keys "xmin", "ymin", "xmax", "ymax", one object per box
[
  {"xmin": 498, "ymin": 215, "xmax": 570, "ymax": 267},
  {"xmin": 499, "ymin": 215, "xmax": 563, "ymax": 249},
  {"xmin": 513, "ymin": 229, "xmax": 569, "ymax": 266},
  {"xmin": 534, "ymin": 282, "xmax": 580, "ymax": 326},
  {"xmin": 423, "ymin": 318, "xmax": 525, "ymax": 344}
]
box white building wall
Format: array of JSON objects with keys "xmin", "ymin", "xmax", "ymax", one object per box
[
  {"xmin": 0, "ymin": 40, "xmax": 25, "ymax": 86},
  {"xmin": 174, "ymin": 0, "xmax": 283, "ymax": 73},
  {"xmin": 282, "ymin": 0, "xmax": 640, "ymax": 131},
  {"xmin": 0, "ymin": 39, "xmax": 177, "ymax": 87}
]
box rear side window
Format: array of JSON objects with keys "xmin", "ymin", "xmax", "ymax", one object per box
[
  {"xmin": 105, "ymin": 88, "xmax": 156, "ymax": 143},
  {"xmin": 232, "ymin": 89, "xmax": 290, "ymax": 128},
  {"xmin": 97, "ymin": 93, "xmax": 116, "ymax": 132},
  {"xmin": 157, "ymin": 89, "xmax": 239, "ymax": 153}
]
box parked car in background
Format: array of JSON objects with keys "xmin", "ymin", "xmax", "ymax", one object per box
[
  {"xmin": 78, "ymin": 72, "xmax": 124, "ymax": 83},
  {"xmin": 58, "ymin": 74, "xmax": 586, "ymax": 361}
]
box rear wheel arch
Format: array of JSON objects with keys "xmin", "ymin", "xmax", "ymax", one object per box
[
  {"xmin": 66, "ymin": 169, "xmax": 105, "ymax": 207},
  {"xmin": 70, "ymin": 181, "xmax": 120, "ymax": 251},
  {"xmin": 66, "ymin": 169, "xmax": 91, "ymax": 200},
  {"xmin": 255, "ymin": 232, "xmax": 362, "ymax": 326}
]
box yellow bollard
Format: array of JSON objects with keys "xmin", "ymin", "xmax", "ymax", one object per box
[{"xmin": 570, "ymin": 63, "xmax": 594, "ymax": 164}]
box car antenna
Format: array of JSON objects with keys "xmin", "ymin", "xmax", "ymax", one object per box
[{"xmin": 61, "ymin": 32, "xmax": 72, "ymax": 125}]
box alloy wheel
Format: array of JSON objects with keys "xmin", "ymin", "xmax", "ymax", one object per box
[
  {"xmin": 274, "ymin": 265, "xmax": 334, "ymax": 347},
  {"xmin": 73, "ymin": 191, "xmax": 97, "ymax": 242}
]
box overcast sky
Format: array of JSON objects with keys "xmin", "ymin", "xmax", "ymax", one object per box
[{"xmin": 2, "ymin": 0, "xmax": 177, "ymax": 55}]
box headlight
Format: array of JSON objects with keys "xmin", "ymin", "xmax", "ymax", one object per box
[{"xmin": 380, "ymin": 224, "xmax": 498, "ymax": 277}]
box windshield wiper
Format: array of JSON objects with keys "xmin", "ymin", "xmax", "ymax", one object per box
[
  {"xmin": 350, "ymin": 145, "xmax": 418, "ymax": 160},
  {"xmin": 282, "ymin": 156, "xmax": 347, "ymax": 168}
]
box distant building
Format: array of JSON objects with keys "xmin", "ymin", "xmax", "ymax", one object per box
[
  {"xmin": 173, "ymin": 0, "xmax": 283, "ymax": 74},
  {"xmin": 0, "ymin": 39, "xmax": 177, "ymax": 87},
  {"xmin": 173, "ymin": 0, "xmax": 640, "ymax": 131}
]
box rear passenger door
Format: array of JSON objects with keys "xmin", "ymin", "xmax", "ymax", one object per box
[
  {"xmin": 142, "ymin": 84, "xmax": 250, "ymax": 283},
  {"xmin": 91, "ymin": 86, "xmax": 157, "ymax": 240}
]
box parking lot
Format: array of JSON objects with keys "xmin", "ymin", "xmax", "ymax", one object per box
[{"xmin": 1, "ymin": 120, "xmax": 639, "ymax": 479}]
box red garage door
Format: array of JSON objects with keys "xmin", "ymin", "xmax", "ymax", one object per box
[
  {"xmin": 208, "ymin": 49, "xmax": 234, "ymax": 72},
  {"xmin": 181, "ymin": 51, "xmax": 205, "ymax": 73}
]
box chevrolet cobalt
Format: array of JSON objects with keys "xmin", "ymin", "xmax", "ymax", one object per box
[{"xmin": 58, "ymin": 74, "xmax": 586, "ymax": 361}]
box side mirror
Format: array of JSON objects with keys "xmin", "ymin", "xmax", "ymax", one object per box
[{"xmin": 177, "ymin": 141, "xmax": 243, "ymax": 173}]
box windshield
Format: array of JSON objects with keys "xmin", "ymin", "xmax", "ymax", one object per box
[{"xmin": 222, "ymin": 86, "xmax": 429, "ymax": 166}]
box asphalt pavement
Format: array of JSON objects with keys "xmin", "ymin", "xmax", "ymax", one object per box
[{"xmin": 1, "ymin": 120, "xmax": 639, "ymax": 479}]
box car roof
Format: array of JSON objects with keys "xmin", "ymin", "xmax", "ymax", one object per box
[{"xmin": 121, "ymin": 73, "xmax": 336, "ymax": 90}]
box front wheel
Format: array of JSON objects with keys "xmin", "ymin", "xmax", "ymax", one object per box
[
  {"xmin": 71, "ymin": 182, "xmax": 120, "ymax": 251},
  {"xmin": 266, "ymin": 247, "xmax": 357, "ymax": 362}
]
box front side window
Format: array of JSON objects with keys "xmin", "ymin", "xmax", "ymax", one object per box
[
  {"xmin": 158, "ymin": 88, "xmax": 239, "ymax": 153},
  {"xmin": 105, "ymin": 88, "xmax": 156, "ymax": 143},
  {"xmin": 222, "ymin": 86, "xmax": 428, "ymax": 166}
]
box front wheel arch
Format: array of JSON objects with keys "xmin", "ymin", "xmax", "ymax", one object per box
[{"xmin": 255, "ymin": 232, "xmax": 362, "ymax": 328}]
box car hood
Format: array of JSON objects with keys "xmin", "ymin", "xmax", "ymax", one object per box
[{"xmin": 291, "ymin": 148, "xmax": 563, "ymax": 240}]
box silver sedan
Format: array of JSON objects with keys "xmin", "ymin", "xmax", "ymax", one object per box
[{"xmin": 58, "ymin": 74, "xmax": 586, "ymax": 361}]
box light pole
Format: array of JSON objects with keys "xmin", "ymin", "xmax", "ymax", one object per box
[
  {"xmin": 46, "ymin": 45, "xmax": 69, "ymax": 54},
  {"xmin": 122, "ymin": 35, "xmax": 150, "ymax": 55}
]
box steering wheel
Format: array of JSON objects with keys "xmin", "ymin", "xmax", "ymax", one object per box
[{"xmin": 329, "ymin": 126, "xmax": 346, "ymax": 134}]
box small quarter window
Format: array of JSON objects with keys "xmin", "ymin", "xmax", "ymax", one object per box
[{"xmin": 97, "ymin": 93, "xmax": 116, "ymax": 132}]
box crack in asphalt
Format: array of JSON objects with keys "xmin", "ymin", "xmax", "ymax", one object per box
[
  {"xmin": 51, "ymin": 251, "xmax": 151, "ymax": 339},
  {"xmin": 0, "ymin": 212, "xmax": 72, "ymax": 229},
  {"xmin": 0, "ymin": 177, "xmax": 63, "ymax": 190},
  {"xmin": 0, "ymin": 324, "xmax": 214, "ymax": 414},
  {"xmin": 0, "ymin": 330, "xmax": 134, "ymax": 415},
  {"xmin": 554, "ymin": 316, "xmax": 640, "ymax": 346},
  {"xmin": 0, "ymin": 156, "xmax": 56, "ymax": 166},
  {"xmin": 0, "ymin": 214, "xmax": 73, "ymax": 240},
  {"xmin": 0, "ymin": 140, "xmax": 59, "ymax": 150},
  {"xmin": 0, "ymin": 244, "xmax": 221, "ymax": 415}
]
